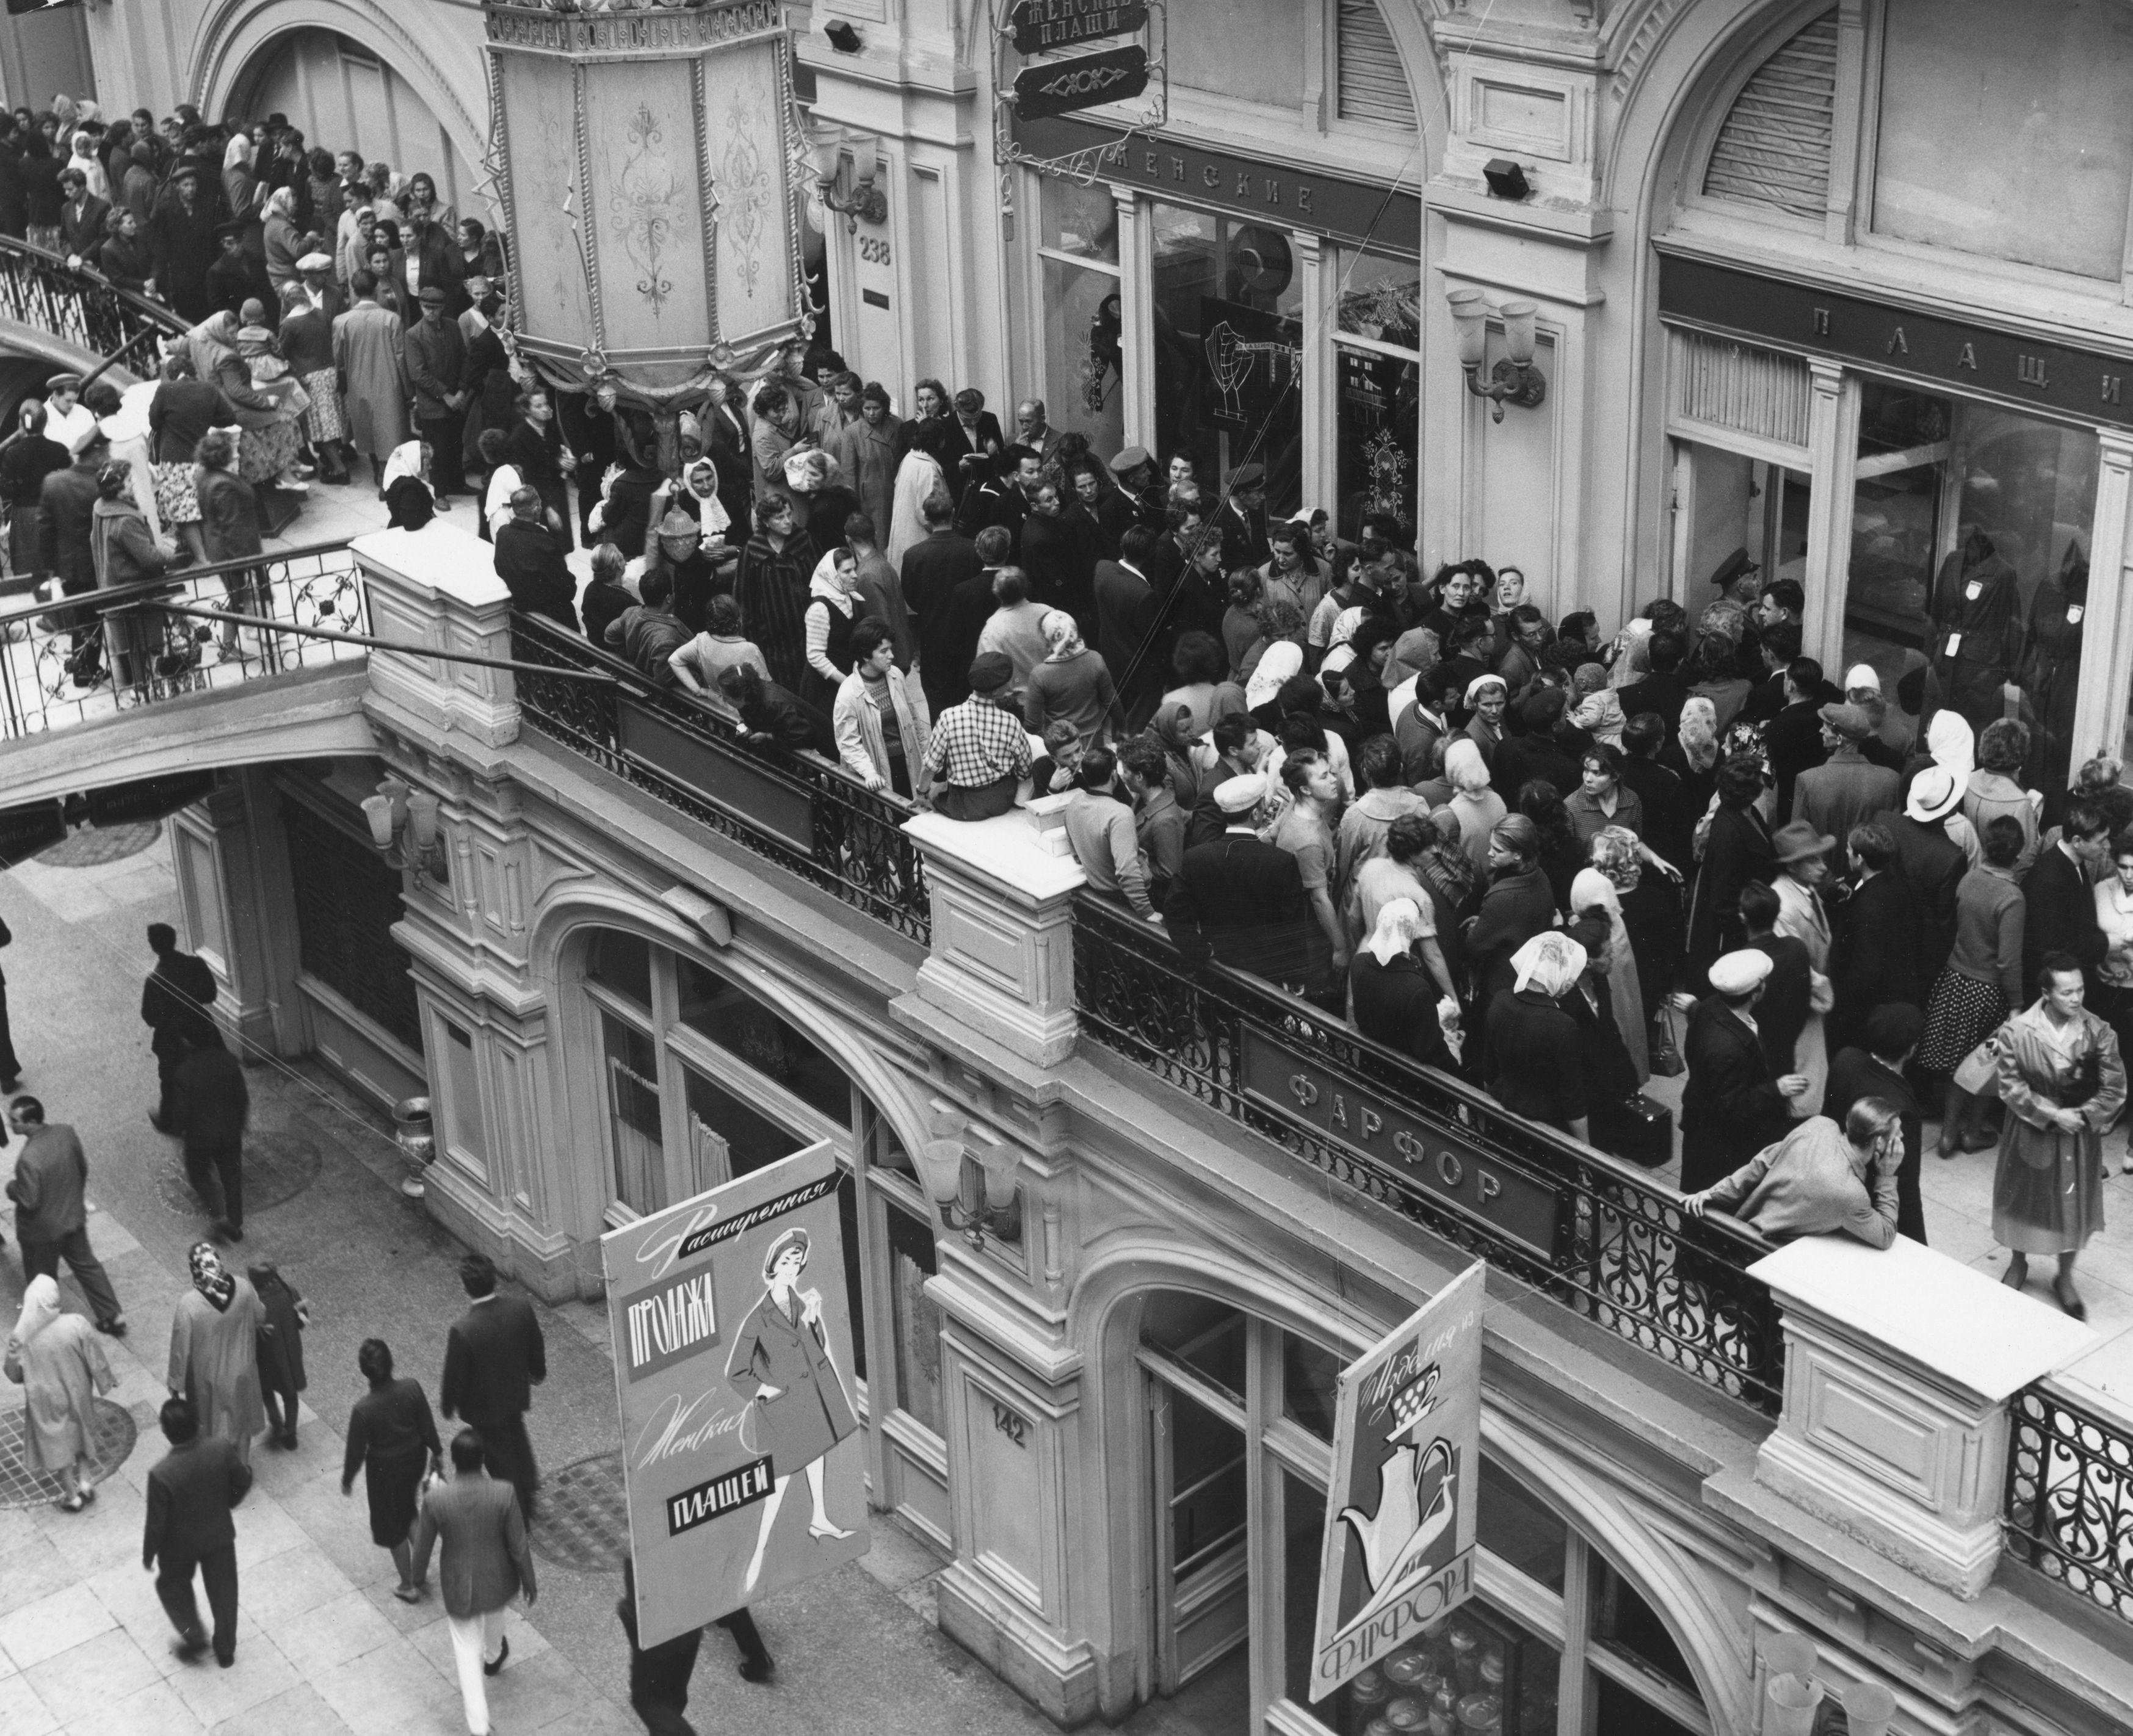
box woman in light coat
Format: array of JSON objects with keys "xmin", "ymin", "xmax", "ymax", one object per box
[
  {"xmin": 4, "ymin": 1275, "xmax": 115, "ymax": 1511},
  {"xmin": 833, "ymin": 617, "xmax": 930, "ymax": 798},
  {"xmin": 168, "ymin": 1243, "xmax": 267, "ymax": 1463}
]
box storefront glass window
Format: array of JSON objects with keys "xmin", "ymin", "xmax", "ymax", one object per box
[
  {"xmin": 1282, "ymin": 1332, "xmax": 1344, "ymax": 1439},
  {"xmin": 674, "ymin": 957, "xmax": 851, "ymax": 1127},
  {"xmin": 1874, "ymin": 0, "xmax": 2133, "ymax": 281},
  {"xmin": 1477, "ymin": 1458, "xmax": 1568, "ymax": 1593},
  {"xmin": 1844, "ymin": 380, "xmax": 2096, "ymax": 794},
  {"xmin": 441, "ymin": 1022, "xmax": 488, "ymax": 1174},
  {"xmin": 1042, "ymin": 256, "xmax": 1125, "ymax": 458},
  {"xmin": 1590, "ymin": 1557, "xmax": 1698, "ymax": 1696},
  {"xmin": 1142, "ymin": 1291, "xmax": 1248, "ymax": 1400},
  {"xmin": 1334, "ymin": 250, "xmax": 1422, "ymax": 543},
  {"xmin": 1041, "ymin": 175, "xmax": 1118, "ymax": 264},
  {"xmin": 887, "ymin": 1200, "xmax": 944, "ymax": 1434},
  {"xmin": 1672, "ymin": 441, "xmax": 1809, "ymax": 598},
  {"xmin": 1151, "ymin": 201, "xmax": 1304, "ymax": 515},
  {"xmin": 681, "ymin": 1062, "xmax": 803, "ymax": 1181},
  {"xmin": 587, "ymin": 928, "xmax": 652, "ymax": 1008},
  {"xmin": 600, "ymin": 1011, "xmax": 664, "ymax": 1215}
]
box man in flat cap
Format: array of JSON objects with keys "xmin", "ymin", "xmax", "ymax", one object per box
[
  {"xmin": 918, "ymin": 651, "xmax": 1032, "ymax": 820},
  {"xmin": 295, "ymin": 250, "xmax": 341, "ymax": 320},
  {"xmin": 1680, "ymin": 949, "xmax": 1812, "ymax": 1193},
  {"xmin": 1164, "ymin": 774, "xmax": 1311, "ymax": 986},
  {"xmin": 1219, "ymin": 460, "xmax": 1270, "ymax": 572},
  {"xmin": 1102, "ymin": 445, "xmax": 1162, "ymax": 544},
  {"xmin": 1792, "ymin": 701, "xmax": 1899, "ymax": 863},
  {"xmin": 404, "ymin": 282, "xmax": 468, "ymax": 508},
  {"xmin": 206, "ymin": 219, "xmax": 267, "ymax": 319},
  {"xmin": 1709, "ymin": 544, "xmax": 1761, "ymax": 607},
  {"xmin": 149, "ymin": 160, "xmax": 217, "ymax": 322}
]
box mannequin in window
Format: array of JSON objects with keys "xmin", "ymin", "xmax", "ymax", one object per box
[
  {"xmin": 1930, "ymin": 525, "xmax": 2023, "ymax": 731},
  {"xmin": 2020, "ymin": 541, "xmax": 2087, "ymax": 822}
]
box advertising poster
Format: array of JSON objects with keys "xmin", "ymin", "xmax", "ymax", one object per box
[
  {"xmin": 1309, "ymin": 1262, "xmax": 1487, "ymax": 1701},
  {"xmin": 604, "ymin": 1141, "xmax": 869, "ymax": 1647}
]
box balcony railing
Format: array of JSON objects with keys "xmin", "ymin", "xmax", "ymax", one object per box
[
  {"xmin": 507, "ymin": 611, "xmax": 930, "ymax": 943},
  {"xmin": 1072, "ymin": 891, "xmax": 1786, "ymax": 1414},
  {"xmin": 0, "ymin": 540, "xmax": 368, "ymax": 741},
  {"xmin": 0, "ymin": 234, "xmax": 189, "ymax": 378},
  {"xmin": 2005, "ymin": 1382, "xmax": 2133, "ymax": 1627}
]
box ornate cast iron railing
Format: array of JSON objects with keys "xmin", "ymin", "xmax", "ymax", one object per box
[
  {"xmin": 0, "ymin": 234, "xmax": 189, "ymax": 378},
  {"xmin": 2005, "ymin": 1383, "xmax": 2133, "ymax": 1626},
  {"xmin": 1072, "ymin": 891, "xmax": 1785, "ymax": 1414},
  {"xmin": 0, "ymin": 540, "xmax": 367, "ymax": 741},
  {"xmin": 507, "ymin": 610, "xmax": 930, "ymax": 943}
]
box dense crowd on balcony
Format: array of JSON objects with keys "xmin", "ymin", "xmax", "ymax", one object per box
[{"xmin": 0, "ymin": 92, "xmax": 511, "ymax": 687}]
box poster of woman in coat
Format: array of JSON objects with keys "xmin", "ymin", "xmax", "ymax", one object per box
[
  {"xmin": 727, "ymin": 1225, "xmax": 858, "ymax": 1589},
  {"xmin": 605, "ymin": 1140, "xmax": 869, "ymax": 1649}
]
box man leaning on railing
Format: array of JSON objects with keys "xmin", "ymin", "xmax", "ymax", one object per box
[{"xmin": 1681, "ymin": 1097, "xmax": 1903, "ymax": 1248}]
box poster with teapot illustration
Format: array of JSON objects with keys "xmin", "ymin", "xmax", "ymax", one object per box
[
  {"xmin": 1309, "ymin": 1261, "xmax": 1486, "ymax": 1701},
  {"xmin": 604, "ymin": 1140, "xmax": 869, "ymax": 1649}
]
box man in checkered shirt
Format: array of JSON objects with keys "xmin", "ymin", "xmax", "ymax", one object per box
[{"xmin": 922, "ymin": 651, "xmax": 1032, "ymax": 820}]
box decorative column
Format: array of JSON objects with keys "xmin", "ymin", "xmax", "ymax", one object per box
[
  {"xmin": 484, "ymin": 0, "xmax": 811, "ymax": 458},
  {"xmin": 1748, "ymin": 1234, "xmax": 2096, "ymax": 1598},
  {"xmin": 2069, "ymin": 429, "xmax": 2133, "ymax": 770},
  {"xmin": 1802, "ymin": 358, "xmax": 1858, "ymax": 672},
  {"xmin": 900, "ymin": 811, "xmax": 1086, "ymax": 1068},
  {"xmin": 1113, "ymin": 186, "xmax": 1153, "ymax": 450}
]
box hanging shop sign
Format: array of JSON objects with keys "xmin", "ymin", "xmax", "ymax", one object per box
[
  {"xmin": 1659, "ymin": 250, "xmax": 2133, "ymax": 433},
  {"xmin": 1309, "ymin": 1262, "xmax": 1487, "ymax": 1701},
  {"xmin": 1013, "ymin": 113, "xmax": 1423, "ymax": 253},
  {"xmin": 1010, "ymin": 0, "xmax": 1148, "ymax": 54},
  {"xmin": 606, "ymin": 1140, "xmax": 869, "ymax": 1649},
  {"xmin": 1013, "ymin": 46, "xmax": 1150, "ymax": 120}
]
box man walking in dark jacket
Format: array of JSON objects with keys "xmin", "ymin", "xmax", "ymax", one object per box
[
  {"xmin": 440, "ymin": 1254, "xmax": 548, "ymax": 1520},
  {"xmin": 1832, "ymin": 824, "xmax": 1922, "ymax": 1049},
  {"xmin": 2023, "ymin": 801, "xmax": 2112, "ymax": 992},
  {"xmin": 1872, "ymin": 765, "xmax": 1968, "ymax": 996},
  {"xmin": 7, "ymin": 1096, "xmax": 126, "ymax": 1334},
  {"xmin": 143, "ymin": 1396, "xmax": 252, "ymax": 1667},
  {"xmin": 143, "ymin": 922, "xmax": 220, "ymax": 1129},
  {"xmin": 167, "ymin": 1029, "xmax": 251, "ymax": 1243},
  {"xmin": 1164, "ymin": 776, "xmax": 1310, "ymax": 986}
]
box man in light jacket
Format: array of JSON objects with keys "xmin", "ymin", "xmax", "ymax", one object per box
[
  {"xmin": 1682, "ymin": 1098, "xmax": 1903, "ymax": 1248},
  {"xmin": 833, "ymin": 617, "xmax": 930, "ymax": 798},
  {"xmin": 413, "ymin": 1428, "xmax": 537, "ymax": 1736}
]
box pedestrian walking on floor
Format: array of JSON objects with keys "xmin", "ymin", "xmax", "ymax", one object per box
[
  {"xmin": 143, "ymin": 1395, "xmax": 252, "ymax": 1668},
  {"xmin": 5, "ymin": 1096, "xmax": 126, "ymax": 1336},
  {"xmin": 342, "ymin": 1337, "xmax": 443, "ymax": 1603},
  {"xmin": 166, "ymin": 1027, "xmax": 250, "ymax": 1242},
  {"xmin": 142, "ymin": 922, "xmax": 219, "ymax": 1130},
  {"xmin": 440, "ymin": 1253, "xmax": 546, "ymax": 1521},
  {"xmin": 412, "ymin": 1428, "xmax": 538, "ymax": 1736},
  {"xmin": 619, "ymin": 1557, "xmax": 775, "ymax": 1736},
  {"xmin": 248, "ymin": 1260, "xmax": 307, "ymax": 1448},
  {"xmin": 5, "ymin": 1273, "xmax": 116, "ymax": 1510},
  {"xmin": 168, "ymin": 1242, "xmax": 266, "ymax": 1464},
  {"xmin": 0, "ymin": 911, "xmax": 23, "ymax": 1093}
]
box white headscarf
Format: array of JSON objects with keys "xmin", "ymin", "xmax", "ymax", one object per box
[
  {"xmin": 1245, "ymin": 640, "xmax": 1303, "ymax": 710},
  {"xmin": 1928, "ymin": 709, "xmax": 1975, "ymax": 784},
  {"xmin": 381, "ymin": 441, "xmax": 429, "ymax": 494},
  {"xmin": 1610, "ymin": 619, "xmax": 1653, "ymax": 690},
  {"xmin": 1040, "ymin": 608, "xmax": 1084, "ymax": 661},
  {"xmin": 1364, "ymin": 897, "xmax": 1429, "ymax": 968},
  {"xmin": 1444, "ymin": 736, "xmax": 1490, "ymax": 796},
  {"xmin": 1511, "ymin": 931, "xmax": 1587, "ymax": 998},
  {"xmin": 681, "ymin": 458, "xmax": 731, "ymax": 538},
  {"xmin": 888, "ymin": 447, "xmax": 944, "ymax": 567},
  {"xmin": 10, "ymin": 1273, "xmax": 63, "ymax": 1349}
]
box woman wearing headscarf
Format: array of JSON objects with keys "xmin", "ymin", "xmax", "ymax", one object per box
[
  {"xmin": 5, "ymin": 1275, "xmax": 115, "ymax": 1511},
  {"xmin": 168, "ymin": 1243, "xmax": 267, "ymax": 1463},
  {"xmin": 1660, "ymin": 693, "xmax": 1724, "ymax": 826},
  {"xmin": 380, "ymin": 439, "xmax": 436, "ymax": 530},
  {"xmin": 220, "ymin": 132, "xmax": 258, "ymax": 235},
  {"xmin": 1486, "ymin": 931, "xmax": 1591, "ymax": 1137},
  {"xmin": 1609, "ymin": 618, "xmax": 1653, "ymax": 692},
  {"xmin": 1463, "ymin": 672, "xmax": 1508, "ymax": 773},
  {"xmin": 66, "ymin": 128, "xmax": 107, "ymax": 201},
  {"xmin": 801, "ymin": 543, "xmax": 862, "ymax": 712},
  {"xmin": 1351, "ymin": 897, "xmax": 1454, "ymax": 1069},
  {"xmin": 90, "ymin": 458, "xmax": 175, "ymax": 693},
  {"xmin": 261, "ymin": 186, "xmax": 302, "ymax": 293},
  {"xmin": 1024, "ymin": 607, "xmax": 1124, "ymax": 748},
  {"xmin": 1444, "ymin": 736, "xmax": 1506, "ymax": 876},
  {"xmin": 185, "ymin": 308, "xmax": 301, "ymax": 491},
  {"xmin": 1571, "ymin": 861, "xmax": 1648, "ymax": 1082},
  {"xmin": 1243, "ymin": 636, "xmax": 1304, "ymax": 716}
]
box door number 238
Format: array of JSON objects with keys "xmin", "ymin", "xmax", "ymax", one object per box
[{"xmin": 858, "ymin": 236, "xmax": 893, "ymax": 266}]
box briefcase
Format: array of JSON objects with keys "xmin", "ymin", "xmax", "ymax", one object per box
[{"xmin": 1592, "ymin": 1093, "xmax": 1673, "ymax": 1169}]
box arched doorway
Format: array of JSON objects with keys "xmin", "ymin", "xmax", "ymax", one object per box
[
  {"xmin": 230, "ymin": 26, "xmax": 480, "ymax": 217},
  {"xmin": 567, "ymin": 926, "xmax": 953, "ymax": 1550},
  {"xmin": 1124, "ymin": 1289, "xmax": 1716, "ymax": 1736}
]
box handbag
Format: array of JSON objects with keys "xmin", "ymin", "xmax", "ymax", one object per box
[
  {"xmin": 1591, "ymin": 1093, "xmax": 1673, "ymax": 1169},
  {"xmin": 1648, "ymin": 1004, "xmax": 1685, "ymax": 1077}
]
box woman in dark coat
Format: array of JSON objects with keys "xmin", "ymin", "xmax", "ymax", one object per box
[
  {"xmin": 1350, "ymin": 898, "xmax": 1452, "ymax": 1069},
  {"xmin": 1686, "ymin": 754, "xmax": 1774, "ymax": 993},
  {"xmin": 89, "ymin": 459, "xmax": 172, "ymax": 693},
  {"xmin": 248, "ymin": 1260, "xmax": 307, "ymax": 1449},
  {"xmin": 725, "ymin": 1227, "xmax": 857, "ymax": 1591},
  {"xmin": 341, "ymin": 1337, "xmax": 443, "ymax": 1602},
  {"xmin": 1484, "ymin": 931, "xmax": 1591, "ymax": 1137}
]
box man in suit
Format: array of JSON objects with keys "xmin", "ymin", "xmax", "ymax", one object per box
[
  {"xmin": 403, "ymin": 284, "xmax": 469, "ymax": 505},
  {"xmin": 1617, "ymin": 631, "xmax": 1690, "ymax": 733},
  {"xmin": 2023, "ymin": 800, "xmax": 2112, "ymax": 991},
  {"xmin": 440, "ymin": 1254, "xmax": 548, "ymax": 1521},
  {"xmin": 142, "ymin": 922, "xmax": 220, "ymax": 1131},
  {"xmin": 1764, "ymin": 655, "xmax": 1832, "ymax": 819},
  {"xmin": 413, "ymin": 1428, "xmax": 537, "ymax": 1732},
  {"xmin": 1823, "ymin": 1002, "xmax": 1927, "ymax": 1243},
  {"xmin": 1738, "ymin": 620, "xmax": 1802, "ymax": 728},
  {"xmin": 1098, "ymin": 446, "xmax": 1162, "ymax": 548},
  {"xmin": 7, "ymin": 1095, "xmax": 126, "ymax": 1334},
  {"xmin": 1218, "ymin": 461, "xmax": 1270, "ymax": 571},
  {"xmin": 167, "ymin": 1027, "xmax": 251, "ymax": 1244},
  {"xmin": 933, "ymin": 527, "xmax": 1015, "ymax": 718},
  {"xmin": 620, "ymin": 1557, "xmax": 774, "ymax": 1735},
  {"xmin": 400, "ymin": 199, "xmax": 469, "ymax": 316},
  {"xmin": 1740, "ymin": 881, "xmax": 1814, "ymax": 1085},
  {"xmin": 143, "ymin": 1396, "xmax": 251, "ymax": 1668},
  {"xmin": 1873, "ymin": 765, "xmax": 1969, "ymax": 996},
  {"xmin": 1833, "ymin": 823, "xmax": 1922, "ymax": 1049},
  {"xmin": 1164, "ymin": 776, "xmax": 1311, "ymax": 986},
  {"xmin": 1680, "ymin": 949, "xmax": 1811, "ymax": 1193},
  {"xmin": 937, "ymin": 386, "xmax": 1005, "ymax": 480},
  {"xmin": 39, "ymin": 425, "xmax": 106, "ymax": 670},
  {"xmin": 1013, "ymin": 397, "xmax": 1062, "ymax": 464},
  {"xmin": 900, "ymin": 490, "xmax": 983, "ymax": 717},
  {"xmin": 1093, "ymin": 524, "xmax": 1161, "ymax": 723},
  {"xmin": 1793, "ymin": 703, "xmax": 1898, "ymax": 861},
  {"xmin": 493, "ymin": 488, "xmax": 581, "ymax": 632}
]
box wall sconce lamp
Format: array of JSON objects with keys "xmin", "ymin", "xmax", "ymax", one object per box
[
  {"xmin": 1447, "ymin": 288, "xmax": 1547, "ymax": 422},
  {"xmin": 908, "ymin": 1112, "xmax": 1022, "ymax": 1249},
  {"xmin": 362, "ymin": 777, "xmax": 450, "ymax": 884},
  {"xmin": 824, "ymin": 20, "xmax": 862, "ymax": 52},
  {"xmin": 809, "ymin": 128, "xmax": 887, "ymax": 233}
]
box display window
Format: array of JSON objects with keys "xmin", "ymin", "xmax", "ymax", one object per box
[
  {"xmin": 1333, "ymin": 250, "xmax": 1422, "ymax": 542},
  {"xmin": 1131, "ymin": 1292, "xmax": 1712, "ymax": 1736},
  {"xmin": 1036, "ymin": 177, "xmax": 1125, "ymax": 460}
]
